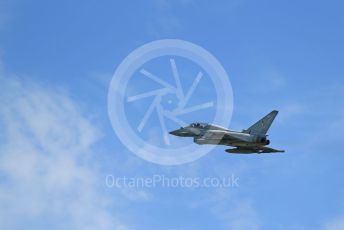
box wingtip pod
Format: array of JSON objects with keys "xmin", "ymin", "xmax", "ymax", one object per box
[
  {"xmin": 225, "ymin": 147, "xmax": 285, "ymax": 154},
  {"xmin": 261, "ymin": 149, "xmax": 285, "ymax": 153},
  {"xmin": 225, "ymin": 148, "xmax": 256, "ymax": 154}
]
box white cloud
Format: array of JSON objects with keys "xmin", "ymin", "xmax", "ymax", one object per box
[
  {"xmin": 0, "ymin": 0, "xmax": 11, "ymax": 29},
  {"xmin": 187, "ymin": 178, "xmax": 261, "ymax": 230},
  {"xmin": 277, "ymin": 102, "xmax": 307, "ymax": 123},
  {"xmin": 144, "ymin": 0, "xmax": 191, "ymax": 37},
  {"xmin": 0, "ymin": 76, "xmax": 129, "ymax": 230},
  {"xmin": 209, "ymin": 189, "xmax": 261, "ymax": 230},
  {"xmin": 323, "ymin": 216, "xmax": 344, "ymax": 230}
]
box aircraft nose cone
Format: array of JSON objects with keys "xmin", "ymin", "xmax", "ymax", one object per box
[
  {"xmin": 169, "ymin": 127, "xmax": 198, "ymax": 137},
  {"xmin": 169, "ymin": 129, "xmax": 181, "ymax": 136}
]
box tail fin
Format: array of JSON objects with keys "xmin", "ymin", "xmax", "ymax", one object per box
[{"xmin": 244, "ymin": 110, "xmax": 278, "ymax": 135}]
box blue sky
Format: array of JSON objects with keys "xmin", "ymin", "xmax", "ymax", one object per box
[{"xmin": 1, "ymin": 0, "xmax": 344, "ymax": 229}]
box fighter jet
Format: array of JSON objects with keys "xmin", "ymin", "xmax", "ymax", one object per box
[{"xmin": 169, "ymin": 110, "xmax": 284, "ymax": 154}]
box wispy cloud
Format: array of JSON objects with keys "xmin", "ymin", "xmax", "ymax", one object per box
[
  {"xmin": 0, "ymin": 75, "xmax": 129, "ymax": 229},
  {"xmin": 208, "ymin": 188, "xmax": 261, "ymax": 230},
  {"xmin": 0, "ymin": 0, "xmax": 11, "ymax": 29},
  {"xmin": 323, "ymin": 215, "xmax": 344, "ymax": 230},
  {"xmin": 145, "ymin": 0, "xmax": 195, "ymax": 37}
]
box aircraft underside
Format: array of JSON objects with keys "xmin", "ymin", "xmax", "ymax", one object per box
[
  {"xmin": 193, "ymin": 137, "xmax": 284, "ymax": 154},
  {"xmin": 194, "ymin": 137, "xmax": 261, "ymax": 147}
]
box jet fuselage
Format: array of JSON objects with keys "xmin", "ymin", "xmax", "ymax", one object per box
[{"xmin": 168, "ymin": 110, "xmax": 284, "ymax": 154}]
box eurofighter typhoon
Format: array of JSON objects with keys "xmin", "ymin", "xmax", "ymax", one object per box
[{"xmin": 169, "ymin": 110, "xmax": 284, "ymax": 154}]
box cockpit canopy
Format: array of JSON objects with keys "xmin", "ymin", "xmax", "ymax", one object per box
[{"xmin": 189, "ymin": 122, "xmax": 207, "ymax": 128}]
